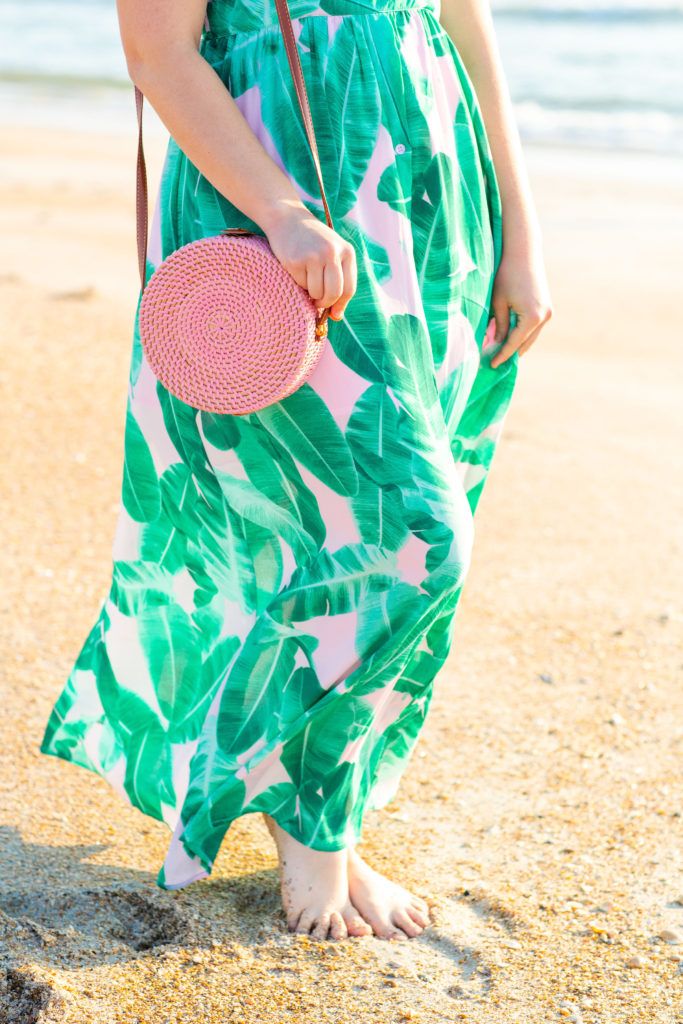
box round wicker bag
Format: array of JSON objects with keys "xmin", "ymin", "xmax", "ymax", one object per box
[{"xmin": 138, "ymin": 232, "xmax": 328, "ymax": 416}]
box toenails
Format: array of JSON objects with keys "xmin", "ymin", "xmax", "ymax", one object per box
[
  {"xmin": 407, "ymin": 903, "xmax": 430, "ymax": 927},
  {"xmin": 311, "ymin": 913, "xmax": 332, "ymax": 940},
  {"xmin": 346, "ymin": 914, "xmax": 372, "ymax": 937},
  {"xmin": 286, "ymin": 910, "xmax": 302, "ymax": 932},
  {"xmin": 329, "ymin": 912, "xmax": 348, "ymax": 940},
  {"xmin": 295, "ymin": 909, "xmax": 316, "ymax": 934},
  {"xmin": 392, "ymin": 910, "xmax": 422, "ymax": 937}
]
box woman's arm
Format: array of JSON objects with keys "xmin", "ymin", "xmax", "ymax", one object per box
[
  {"xmin": 116, "ymin": 0, "xmax": 356, "ymax": 318},
  {"xmin": 438, "ymin": 0, "xmax": 553, "ymax": 365}
]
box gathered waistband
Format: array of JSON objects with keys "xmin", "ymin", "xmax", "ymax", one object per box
[{"xmin": 205, "ymin": 0, "xmax": 439, "ymax": 39}]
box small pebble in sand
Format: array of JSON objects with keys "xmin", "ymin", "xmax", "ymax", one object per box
[
  {"xmin": 659, "ymin": 928, "xmax": 681, "ymax": 944},
  {"xmin": 608, "ymin": 713, "xmax": 625, "ymax": 726},
  {"xmin": 539, "ymin": 672, "xmax": 554, "ymax": 684},
  {"xmin": 625, "ymin": 956, "xmax": 643, "ymax": 968}
]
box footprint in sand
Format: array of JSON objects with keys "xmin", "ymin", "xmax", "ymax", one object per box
[
  {"xmin": 0, "ymin": 967, "xmax": 67, "ymax": 1024},
  {"xmin": 0, "ymin": 888, "xmax": 185, "ymax": 955}
]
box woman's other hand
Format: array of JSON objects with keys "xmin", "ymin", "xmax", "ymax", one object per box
[
  {"xmin": 436, "ymin": 0, "xmax": 553, "ymax": 368},
  {"xmin": 489, "ymin": 234, "xmax": 554, "ymax": 368}
]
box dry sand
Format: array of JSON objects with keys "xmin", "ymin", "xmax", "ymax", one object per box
[{"xmin": 1, "ymin": 122, "xmax": 682, "ymax": 1023}]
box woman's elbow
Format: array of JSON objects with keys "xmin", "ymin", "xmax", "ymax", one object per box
[
  {"xmin": 117, "ymin": 25, "xmax": 154, "ymax": 85},
  {"xmin": 122, "ymin": 50, "xmax": 149, "ymax": 89},
  {"xmin": 121, "ymin": 40, "xmax": 194, "ymax": 91}
]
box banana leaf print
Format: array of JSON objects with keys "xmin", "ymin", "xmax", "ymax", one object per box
[
  {"xmin": 40, "ymin": 0, "xmax": 520, "ymax": 889},
  {"xmin": 216, "ymin": 615, "xmax": 302, "ymax": 755},
  {"xmin": 213, "ymin": 474, "xmax": 320, "ymax": 563},
  {"xmin": 255, "ymin": 384, "xmax": 358, "ymax": 496},
  {"xmin": 345, "ymin": 383, "xmax": 409, "ymax": 488},
  {"xmin": 124, "ymin": 720, "xmax": 176, "ymax": 819},
  {"xmin": 139, "ymin": 515, "xmax": 188, "ymax": 574},
  {"xmin": 325, "ymin": 276, "xmax": 391, "ymax": 385},
  {"xmin": 111, "ymin": 560, "xmax": 176, "ymax": 615},
  {"xmin": 199, "ymin": 410, "xmax": 240, "ymax": 452},
  {"xmin": 171, "ymin": 633, "xmax": 242, "ymax": 744},
  {"xmin": 242, "ymin": 519, "xmax": 285, "ymax": 612},
  {"xmin": 321, "ymin": 18, "xmax": 382, "ymax": 218},
  {"xmin": 121, "ymin": 403, "xmax": 161, "ymax": 523},
  {"xmin": 350, "ymin": 469, "xmax": 411, "ymax": 551},
  {"xmin": 270, "ymin": 542, "xmax": 400, "ymax": 622},
  {"xmin": 232, "ymin": 417, "xmax": 326, "ymax": 549},
  {"xmin": 137, "ymin": 604, "xmax": 202, "ymax": 727},
  {"xmin": 410, "ymin": 152, "xmax": 466, "ymax": 369},
  {"xmin": 355, "ymin": 581, "xmax": 430, "ymax": 663}
]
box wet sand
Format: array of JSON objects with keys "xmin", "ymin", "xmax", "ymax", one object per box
[{"xmin": 1, "ymin": 122, "xmax": 682, "ymax": 1023}]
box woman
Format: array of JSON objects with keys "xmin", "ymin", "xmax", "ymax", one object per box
[{"xmin": 41, "ymin": 0, "xmax": 552, "ymax": 942}]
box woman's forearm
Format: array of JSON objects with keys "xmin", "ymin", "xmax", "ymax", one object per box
[
  {"xmin": 438, "ymin": 0, "xmax": 541, "ymax": 246},
  {"xmin": 127, "ymin": 46, "xmax": 307, "ymax": 234},
  {"xmin": 117, "ymin": 0, "xmax": 355, "ymax": 315}
]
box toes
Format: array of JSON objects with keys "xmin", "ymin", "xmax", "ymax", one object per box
[
  {"xmin": 407, "ymin": 901, "xmax": 431, "ymax": 927},
  {"xmin": 286, "ymin": 908, "xmax": 303, "ymax": 932},
  {"xmin": 343, "ymin": 910, "xmax": 372, "ymax": 937},
  {"xmin": 391, "ymin": 908, "xmax": 423, "ymax": 938},
  {"xmin": 310, "ymin": 912, "xmax": 332, "ymax": 940},
  {"xmin": 329, "ymin": 911, "xmax": 348, "ymax": 941},
  {"xmin": 411, "ymin": 895, "xmax": 430, "ymax": 917},
  {"xmin": 357, "ymin": 904, "xmax": 405, "ymax": 940},
  {"xmin": 289, "ymin": 908, "xmax": 354, "ymax": 941},
  {"xmin": 295, "ymin": 909, "xmax": 316, "ymax": 935}
]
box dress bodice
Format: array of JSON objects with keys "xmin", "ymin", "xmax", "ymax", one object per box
[{"xmin": 205, "ymin": 0, "xmax": 440, "ymax": 39}]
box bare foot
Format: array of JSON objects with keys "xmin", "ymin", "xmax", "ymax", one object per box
[
  {"xmin": 346, "ymin": 846, "xmax": 431, "ymax": 939},
  {"xmin": 262, "ymin": 814, "xmax": 372, "ymax": 941}
]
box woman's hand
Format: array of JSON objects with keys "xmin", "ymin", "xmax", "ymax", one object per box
[
  {"xmin": 263, "ymin": 203, "xmax": 358, "ymax": 322},
  {"xmin": 489, "ymin": 236, "xmax": 554, "ymax": 369},
  {"xmin": 436, "ymin": 0, "xmax": 554, "ymax": 369}
]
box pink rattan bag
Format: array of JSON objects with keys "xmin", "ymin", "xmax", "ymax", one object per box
[{"xmin": 134, "ymin": 0, "xmax": 335, "ymax": 416}]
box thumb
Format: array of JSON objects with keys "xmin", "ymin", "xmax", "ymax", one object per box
[{"xmin": 491, "ymin": 299, "xmax": 510, "ymax": 345}]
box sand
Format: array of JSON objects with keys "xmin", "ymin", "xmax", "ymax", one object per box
[{"xmin": 1, "ymin": 121, "xmax": 682, "ymax": 1024}]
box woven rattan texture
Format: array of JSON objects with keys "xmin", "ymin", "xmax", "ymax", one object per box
[{"xmin": 138, "ymin": 234, "xmax": 327, "ymax": 415}]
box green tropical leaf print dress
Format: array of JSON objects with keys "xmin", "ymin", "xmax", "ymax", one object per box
[{"xmin": 41, "ymin": 0, "xmax": 519, "ymax": 890}]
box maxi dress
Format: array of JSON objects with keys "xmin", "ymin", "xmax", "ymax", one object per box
[{"xmin": 40, "ymin": 0, "xmax": 519, "ymax": 891}]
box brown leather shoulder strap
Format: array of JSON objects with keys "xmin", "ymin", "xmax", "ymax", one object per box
[
  {"xmin": 135, "ymin": 4, "xmax": 334, "ymax": 290},
  {"xmin": 271, "ymin": 0, "xmax": 334, "ymax": 231},
  {"xmin": 135, "ymin": 85, "xmax": 149, "ymax": 289}
]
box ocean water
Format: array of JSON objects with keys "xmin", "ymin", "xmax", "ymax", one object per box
[{"xmin": 0, "ymin": 0, "xmax": 682, "ymax": 156}]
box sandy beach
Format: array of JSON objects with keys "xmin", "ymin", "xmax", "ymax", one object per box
[{"xmin": 1, "ymin": 121, "xmax": 682, "ymax": 1023}]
